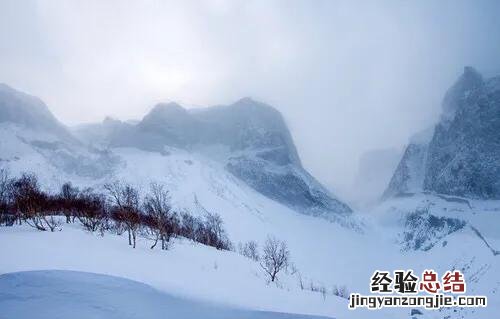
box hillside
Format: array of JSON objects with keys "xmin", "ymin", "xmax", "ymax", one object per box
[{"xmin": 385, "ymin": 67, "xmax": 500, "ymax": 199}]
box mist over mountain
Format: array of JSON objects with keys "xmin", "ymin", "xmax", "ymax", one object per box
[
  {"xmin": 75, "ymin": 97, "xmax": 352, "ymax": 216},
  {"xmin": 350, "ymin": 148, "xmax": 402, "ymax": 206},
  {"xmin": 3, "ymin": 2, "xmax": 500, "ymax": 317},
  {"xmin": 2, "ymin": 74, "xmax": 500, "ymax": 319},
  {"xmin": 385, "ymin": 67, "xmax": 500, "ymax": 199},
  {"xmin": 0, "ymin": 84, "xmax": 72, "ymax": 140},
  {"xmin": 0, "ymin": 84, "xmax": 117, "ymax": 180},
  {"xmin": 0, "ymin": 85, "xmax": 351, "ymax": 217}
]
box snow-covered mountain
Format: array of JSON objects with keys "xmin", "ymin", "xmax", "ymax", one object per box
[
  {"xmin": 384, "ymin": 67, "xmax": 500, "ymax": 199},
  {"xmin": 0, "ymin": 84, "xmax": 73, "ymax": 140},
  {"xmin": 0, "ymin": 83, "xmax": 350, "ymax": 219},
  {"xmin": 0, "ymin": 84, "xmax": 119, "ymax": 182},
  {"xmin": 1, "ymin": 81, "xmax": 500, "ymax": 319},
  {"xmin": 74, "ymin": 97, "xmax": 352, "ymax": 217}
]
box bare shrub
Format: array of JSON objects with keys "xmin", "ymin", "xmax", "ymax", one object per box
[
  {"xmin": 143, "ymin": 183, "xmax": 177, "ymax": 250},
  {"xmin": 105, "ymin": 182, "xmax": 142, "ymax": 248},
  {"xmin": 0, "ymin": 169, "xmax": 15, "ymax": 226},
  {"xmin": 4, "ymin": 173, "xmax": 234, "ymax": 252},
  {"xmin": 0, "ymin": 169, "xmax": 10, "ymax": 205},
  {"xmin": 260, "ymin": 235, "xmax": 290, "ymax": 282},
  {"xmin": 332, "ymin": 284, "xmax": 350, "ymax": 299},
  {"xmin": 238, "ymin": 240, "xmax": 259, "ymax": 261},
  {"xmin": 319, "ymin": 285, "xmax": 327, "ymax": 300},
  {"xmin": 41, "ymin": 213, "xmax": 61, "ymax": 232},
  {"xmin": 11, "ymin": 174, "xmax": 48, "ymax": 231},
  {"xmin": 297, "ymin": 272, "xmax": 305, "ymax": 290},
  {"xmin": 200, "ymin": 212, "xmax": 232, "ymax": 250},
  {"xmin": 179, "ymin": 212, "xmax": 199, "ymax": 240},
  {"xmin": 59, "ymin": 182, "xmax": 79, "ymax": 223},
  {"xmin": 178, "ymin": 211, "xmax": 232, "ymax": 250},
  {"xmin": 75, "ymin": 190, "xmax": 106, "ymax": 232}
]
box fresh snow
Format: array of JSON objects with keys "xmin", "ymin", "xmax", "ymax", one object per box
[
  {"xmin": 1, "ymin": 97, "xmax": 500, "ymax": 318},
  {"xmin": 0, "ymin": 270, "xmax": 331, "ymax": 319},
  {"xmin": 0, "ymin": 224, "xmax": 348, "ymax": 318},
  {"xmin": 1, "ymin": 194, "xmax": 499, "ymax": 318}
]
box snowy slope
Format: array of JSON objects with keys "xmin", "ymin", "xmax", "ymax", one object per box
[
  {"xmin": 0, "ymin": 83, "xmax": 71, "ymax": 140},
  {"xmin": 0, "ymin": 123, "xmax": 119, "ymax": 185},
  {"xmin": 0, "ymin": 270, "xmax": 331, "ymax": 319},
  {"xmin": 1, "ymin": 140, "xmax": 499, "ymax": 319},
  {"xmin": 367, "ymin": 194, "xmax": 500, "ymax": 319},
  {"xmin": 0, "ymin": 224, "xmax": 351, "ymax": 318},
  {"xmin": 1, "ymin": 84, "xmax": 499, "ymax": 319},
  {"xmin": 1, "ymin": 195, "xmax": 499, "ymax": 319}
]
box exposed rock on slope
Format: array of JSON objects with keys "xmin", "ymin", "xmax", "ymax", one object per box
[
  {"xmin": 76, "ymin": 98, "xmax": 352, "ymax": 216},
  {"xmin": 0, "ymin": 86, "xmax": 351, "ymax": 217},
  {"xmin": 385, "ymin": 67, "xmax": 500, "ymax": 199}
]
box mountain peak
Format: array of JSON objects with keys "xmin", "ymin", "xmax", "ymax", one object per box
[
  {"xmin": 463, "ymin": 65, "xmax": 482, "ymax": 78},
  {"xmin": 442, "ymin": 66, "xmax": 484, "ymax": 120},
  {"xmin": 385, "ymin": 67, "xmax": 500, "ymax": 200},
  {"xmin": 231, "ymin": 97, "xmax": 275, "ymax": 111},
  {"xmin": 234, "ymin": 96, "xmax": 258, "ymax": 105},
  {"xmin": 0, "ymin": 83, "xmax": 71, "ymax": 139},
  {"xmin": 461, "ymin": 66, "xmax": 483, "ymax": 87},
  {"xmin": 140, "ymin": 102, "xmax": 191, "ymax": 129},
  {"xmin": 148, "ymin": 102, "xmax": 187, "ymax": 116}
]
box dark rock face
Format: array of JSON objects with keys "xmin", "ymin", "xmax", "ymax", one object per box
[
  {"xmin": 424, "ymin": 69, "xmax": 500, "ymax": 199},
  {"xmin": 226, "ymin": 156, "xmax": 352, "ymax": 216},
  {"xmin": 158, "ymin": 98, "xmax": 351, "ymax": 215},
  {"xmin": 385, "ymin": 67, "xmax": 500, "ymax": 199},
  {"xmin": 0, "ymin": 84, "xmax": 350, "ymax": 216},
  {"xmin": 383, "ymin": 142, "xmax": 428, "ymax": 199},
  {"xmin": 400, "ymin": 208, "xmax": 466, "ymax": 251}
]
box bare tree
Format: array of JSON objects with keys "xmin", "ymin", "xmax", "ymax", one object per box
[
  {"xmin": 11, "ymin": 174, "xmax": 47, "ymax": 230},
  {"xmin": 260, "ymin": 235, "xmax": 290, "ymax": 282},
  {"xmin": 238, "ymin": 240, "xmax": 259, "ymax": 261},
  {"xmin": 59, "ymin": 182, "xmax": 79, "ymax": 223},
  {"xmin": 105, "ymin": 182, "xmax": 142, "ymax": 248},
  {"xmin": 179, "ymin": 212, "xmax": 198, "ymax": 240},
  {"xmin": 202, "ymin": 212, "xmax": 232, "ymax": 250},
  {"xmin": 143, "ymin": 183, "xmax": 177, "ymax": 249},
  {"xmin": 0, "ymin": 169, "xmax": 10, "ymax": 204},
  {"xmin": 40, "ymin": 212, "xmax": 61, "ymax": 232},
  {"xmin": 0, "ymin": 168, "xmax": 15, "ymax": 226},
  {"xmin": 332, "ymin": 285, "xmax": 350, "ymax": 299},
  {"xmin": 76, "ymin": 189, "xmax": 106, "ymax": 232}
]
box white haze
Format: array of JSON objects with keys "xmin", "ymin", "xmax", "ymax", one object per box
[{"xmin": 1, "ymin": 0, "xmax": 500, "ymax": 201}]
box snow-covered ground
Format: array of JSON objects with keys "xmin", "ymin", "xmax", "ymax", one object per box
[
  {"xmin": 1, "ymin": 124, "xmax": 500, "ymax": 319},
  {"xmin": 0, "ymin": 270, "xmax": 330, "ymax": 319},
  {"xmin": 1, "ymin": 194, "xmax": 499, "ymax": 319},
  {"xmin": 0, "ymin": 223, "xmax": 349, "ymax": 318}
]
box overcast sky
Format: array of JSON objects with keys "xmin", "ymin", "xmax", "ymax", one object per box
[{"xmin": 1, "ymin": 0, "xmax": 500, "ymax": 198}]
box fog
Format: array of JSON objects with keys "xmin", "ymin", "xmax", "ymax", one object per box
[{"xmin": 1, "ymin": 0, "xmax": 500, "ymax": 200}]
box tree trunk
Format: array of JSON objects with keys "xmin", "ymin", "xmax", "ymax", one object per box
[
  {"xmin": 150, "ymin": 235, "xmax": 158, "ymax": 249},
  {"xmin": 128, "ymin": 229, "xmax": 132, "ymax": 246}
]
